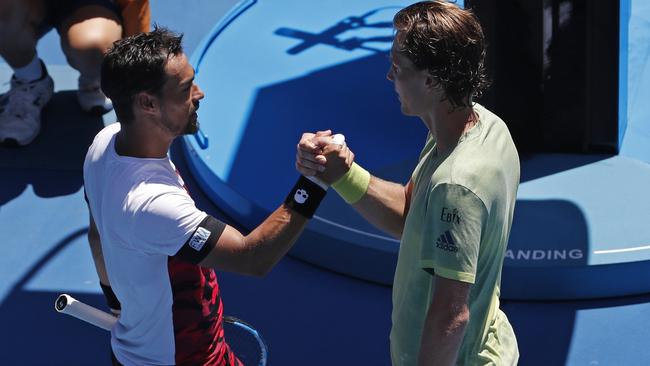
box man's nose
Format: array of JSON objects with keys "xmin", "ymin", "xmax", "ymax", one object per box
[{"xmin": 194, "ymin": 84, "xmax": 205, "ymax": 100}]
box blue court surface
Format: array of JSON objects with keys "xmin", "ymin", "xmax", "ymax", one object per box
[{"xmin": 1, "ymin": 1, "xmax": 650, "ymax": 365}]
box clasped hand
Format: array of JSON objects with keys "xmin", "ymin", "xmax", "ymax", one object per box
[{"xmin": 295, "ymin": 130, "xmax": 354, "ymax": 185}]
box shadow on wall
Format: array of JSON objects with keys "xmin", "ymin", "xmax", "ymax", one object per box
[
  {"xmin": 0, "ymin": 91, "xmax": 105, "ymax": 206},
  {"xmin": 519, "ymin": 153, "xmax": 612, "ymax": 183},
  {"xmin": 228, "ymin": 52, "xmax": 426, "ymax": 210},
  {"xmin": 500, "ymin": 193, "xmax": 586, "ymax": 363},
  {"xmin": 506, "ymin": 199, "xmax": 588, "ymax": 268},
  {"xmin": 274, "ymin": 8, "xmax": 395, "ymax": 55}
]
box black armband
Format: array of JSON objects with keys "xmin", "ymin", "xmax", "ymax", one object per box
[
  {"xmin": 284, "ymin": 176, "xmax": 327, "ymax": 218},
  {"xmin": 100, "ymin": 282, "xmax": 121, "ymax": 311},
  {"xmin": 175, "ymin": 215, "xmax": 226, "ymax": 264}
]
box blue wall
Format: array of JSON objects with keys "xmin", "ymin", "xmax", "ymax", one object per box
[{"xmin": 620, "ymin": 0, "xmax": 650, "ymax": 163}]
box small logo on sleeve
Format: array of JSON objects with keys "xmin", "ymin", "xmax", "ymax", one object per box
[
  {"xmin": 189, "ymin": 227, "xmax": 211, "ymax": 251},
  {"xmin": 440, "ymin": 207, "xmax": 461, "ymax": 224},
  {"xmin": 294, "ymin": 189, "xmax": 309, "ymax": 204},
  {"xmin": 435, "ymin": 231, "xmax": 459, "ymax": 252}
]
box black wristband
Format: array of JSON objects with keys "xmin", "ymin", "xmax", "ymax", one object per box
[
  {"xmin": 100, "ymin": 282, "xmax": 121, "ymax": 310},
  {"xmin": 284, "ymin": 176, "xmax": 327, "ymax": 218}
]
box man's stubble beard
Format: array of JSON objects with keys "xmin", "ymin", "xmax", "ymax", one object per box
[{"xmin": 183, "ymin": 117, "xmax": 199, "ymax": 135}]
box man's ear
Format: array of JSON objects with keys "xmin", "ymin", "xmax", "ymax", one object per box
[
  {"xmin": 425, "ymin": 74, "xmax": 437, "ymax": 90},
  {"xmin": 134, "ymin": 91, "xmax": 159, "ymax": 116},
  {"xmin": 425, "ymin": 74, "xmax": 444, "ymax": 98}
]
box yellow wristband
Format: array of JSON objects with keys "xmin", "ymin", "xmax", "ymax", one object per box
[{"xmin": 331, "ymin": 162, "xmax": 370, "ymax": 204}]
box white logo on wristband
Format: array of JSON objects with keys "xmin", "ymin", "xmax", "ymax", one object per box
[
  {"xmin": 294, "ymin": 189, "xmax": 309, "ymax": 204},
  {"xmin": 189, "ymin": 227, "xmax": 211, "ymax": 251}
]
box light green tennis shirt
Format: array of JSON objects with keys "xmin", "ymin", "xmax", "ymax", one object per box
[{"xmin": 390, "ymin": 104, "xmax": 520, "ymax": 366}]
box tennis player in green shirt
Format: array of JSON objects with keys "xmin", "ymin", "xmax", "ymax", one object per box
[{"xmin": 296, "ymin": 1, "xmax": 520, "ymax": 365}]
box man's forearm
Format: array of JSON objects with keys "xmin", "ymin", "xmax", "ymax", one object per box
[
  {"xmin": 349, "ymin": 175, "xmax": 409, "ymax": 238},
  {"xmin": 417, "ymin": 303, "xmax": 469, "ymax": 366},
  {"xmin": 242, "ymin": 204, "xmax": 309, "ymax": 276},
  {"xmin": 200, "ymin": 176, "xmax": 322, "ymax": 275}
]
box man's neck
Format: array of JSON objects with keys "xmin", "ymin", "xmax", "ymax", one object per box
[
  {"xmin": 115, "ymin": 120, "xmax": 173, "ymax": 159},
  {"xmin": 422, "ymin": 103, "xmax": 476, "ymax": 154}
]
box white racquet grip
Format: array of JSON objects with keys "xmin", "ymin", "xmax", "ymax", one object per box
[
  {"xmin": 306, "ymin": 134, "xmax": 346, "ymax": 189},
  {"xmin": 55, "ymin": 294, "xmax": 117, "ymax": 331}
]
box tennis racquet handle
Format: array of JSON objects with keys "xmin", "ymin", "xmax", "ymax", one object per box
[{"xmin": 55, "ymin": 294, "xmax": 117, "ymax": 331}]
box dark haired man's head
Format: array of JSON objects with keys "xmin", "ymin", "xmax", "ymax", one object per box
[
  {"xmin": 392, "ymin": 1, "xmax": 488, "ymax": 109},
  {"xmin": 101, "ymin": 26, "xmax": 185, "ymax": 125}
]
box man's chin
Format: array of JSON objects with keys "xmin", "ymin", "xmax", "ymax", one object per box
[{"xmin": 182, "ymin": 119, "xmax": 200, "ymax": 135}]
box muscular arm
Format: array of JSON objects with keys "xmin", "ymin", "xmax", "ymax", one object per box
[
  {"xmin": 199, "ymin": 204, "xmax": 308, "ymax": 277},
  {"xmin": 418, "ymin": 275, "xmax": 471, "ymax": 366}
]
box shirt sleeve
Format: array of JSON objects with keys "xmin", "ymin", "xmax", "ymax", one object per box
[
  {"xmin": 420, "ymin": 183, "xmax": 488, "ymax": 284},
  {"xmin": 129, "ymin": 183, "xmax": 208, "ymax": 256}
]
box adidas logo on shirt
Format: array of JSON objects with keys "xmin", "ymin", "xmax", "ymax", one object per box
[{"xmin": 436, "ymin": 230, "xmax": 459, "ymax": 252}]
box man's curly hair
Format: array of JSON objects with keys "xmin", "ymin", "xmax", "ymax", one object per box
[
  {"xmin": 393, "ymin": 1, "xmax": 489, "ymax": 109},
  {"xmin": 101, "ymin": 26, "xmax": 184, "ymax": 124}
]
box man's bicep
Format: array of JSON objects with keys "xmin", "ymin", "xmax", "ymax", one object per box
[{"xmin": 197, "ymin": 225, "xmax": 251, "ymax": 271}]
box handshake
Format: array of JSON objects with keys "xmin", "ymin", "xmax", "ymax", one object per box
[{"xmin": 295, "ymin": 130, "xmax": 354, "ymax": 188}]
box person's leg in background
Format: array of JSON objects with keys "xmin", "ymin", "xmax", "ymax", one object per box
[
  {"xmin": 0, "ymin": 0, "xmax": 54, "ymax": 146},
  {"xmin": 116, "ymin": 0, "xmax": 150, "ymax": 37},
  {"xmin": 58, "ymin": 3, "xmax": 122, "ymax": 114}
]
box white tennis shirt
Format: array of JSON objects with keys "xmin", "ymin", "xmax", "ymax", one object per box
[{"xmin": 83, "ymin": 123, "xmax": 210, "ymax": 365}]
